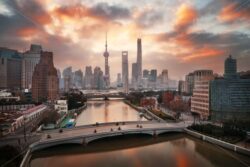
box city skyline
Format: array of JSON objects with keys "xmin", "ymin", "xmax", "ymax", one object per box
[{"xmin": 0, "ymin": 0, "xmax": 250, "ymax": 81}]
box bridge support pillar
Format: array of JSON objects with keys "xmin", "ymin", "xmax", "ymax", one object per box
[
  {"xmin": 82, "ymin": 138, "xmax": 87, "ymax": 146},
  {"xmin": 153, "ymin": 130, "xmax": 158, "ymax": 138}
]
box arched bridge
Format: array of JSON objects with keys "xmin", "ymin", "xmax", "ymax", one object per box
[
  {"xmin": 29, "ymin": 121, "xmax": 188, "ymax": 152},
  {"xmin": 20, "ymin": 121, "xmax": 190, "ymax": 167}
]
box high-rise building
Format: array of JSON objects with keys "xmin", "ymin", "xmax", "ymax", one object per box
[
  {"xmin": 32, "ymin": 51, "xmax": 59, "ymax": 102},
  {"xmin": 131, "ymin": 63, "xmax": 138, "ymax": 88},
  {"xmin": 210, "ymin": 55, "xmax": 250, "ymax": 121},
  {"xmin": 85, "ymin": 66, "xmax": 93, "ymax": 89},
  {"xmin": 93, "ymin": 67, "xmax": 104, "ymax": 90},
  {"xmin": 103, "ymin": 33, "xmax": 110, "ymax": 88},
  {"xmin": 150, "ymin": 69, "xmax": 157, "ymax": 82},
  {"xmin": 63, "ymin": 67, "xmax": 72, "ymax": 92},
  {"xmin": 74, "ymin": 69, "xmax": 83, "ymax": 89},
  {"xmin": 122, "ymin": 51, "xmax": 129, "ymax": 93},
  {"xmin": 185, "ymin": 72, "xmax": 195, "ymax": 95},
  {"xmin": 161, "ymin": 69, "xmax": 168, "ymax": 84},
  {"xmin": 57, "ymin": 69, "xmax": 64, "ymax": 90},
  {"xmin": 143, "ymin": 69, "xmax": 149, "ymax": 79},
  {"xmin": 117, "ymin": 73, "xmax": 122, "ymax": 87},
  {"xmin": 21, "ymin": 44, "xmax": 42, "ymax": 90},
  {"xmin": 136, "ymin": 38, "xmax": 142, "ymax": 82},
  {"xmin": 0, "ymin": 47, "xmax": 22, "ymax": 89},
  {"xmin": 191, "ymin": 70, "xmax": 214, "ymax": 120}
]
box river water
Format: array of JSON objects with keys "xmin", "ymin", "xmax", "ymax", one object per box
[
  {"xmin": 75, "ymin": 100, "xmax": 146, "ymax": 126},
  {"xmin": 30, "ymin": 100, "xmax": 250, "ymax": 167}
]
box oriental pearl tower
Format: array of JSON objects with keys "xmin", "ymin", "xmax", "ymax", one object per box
[{"xmin": 103, "ymin": 33, "xmax": 110, "ymax": 88}]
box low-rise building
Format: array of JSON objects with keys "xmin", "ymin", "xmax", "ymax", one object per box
[{"xmin": 54, "ymin": 100, "xmax": 68, "ymax": 114}]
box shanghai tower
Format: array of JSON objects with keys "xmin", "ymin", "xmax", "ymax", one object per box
[{"xmin": 137, "ymin": 38, "xmax": 142, "ymax": 82}]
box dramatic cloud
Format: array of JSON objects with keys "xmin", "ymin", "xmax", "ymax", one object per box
[
  {"xmin": 0, "ymin": 0, "xmax": 249, "ymax": 80},
  {"xmin": 218, "ymin": 0, "xmax": 250, "ymax": 23}
]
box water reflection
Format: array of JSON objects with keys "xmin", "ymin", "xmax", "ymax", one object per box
[
  {"xmin": 30, "ymin": 134, "xmax": 250, "ymax": 167},
  {"xmin": 75, "ymin": 100, "xmax": 145, "ymax": 126}
]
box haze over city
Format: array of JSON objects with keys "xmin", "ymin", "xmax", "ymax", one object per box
[{"xmin": 1, "ymin": 0, "xmax": 250, "ymax": 81}]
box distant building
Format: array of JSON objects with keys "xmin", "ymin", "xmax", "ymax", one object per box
[
  {"xmin": 210, "ymin": 55, "xmax": 250, "ymax": 121},
  {"xmin": 150, "ymin": 69, "xmax": 157, "ymax": 82},
  {"xmin": 74, "ymin": 69, "xmax": 83, "ymax": 89},
  {"xmin": 122, "ymin": 51, "xmax": 129, "ymax": 93},
  {"xmin": 93, "ymin": 67, "xmax": 104, "ymax": 90},
  {"xmin": 21, "ymin": 44, "xmax": 42, "ymax": 90},
  {"xmin": 0, "ymin": 47, "xmax": 22, "ymax": 89},
  {"xmin": 32, "ymin": 51, "xmax": 59, "ymax": 102},
  {"xmin": 63, "ymin": 67, "xmax": 72, "ymax": 92},
  {"xmin": 131, "ymin": 63, "xmax": 138, "ymax": 88},
  {"xmin": 178, "ymin": 80, "xmax": 185, "ymax": 94},
  {"xmin": 57, "ymin": 69, "xmax": 64, "ymax": 90},
  {"xmin": 143, "ymin": 69, "xmax": 149, "ymax": 79},
  {"xmin": 137, "ymin": 38, "xmax": 142, "ymax": 83},
  {"xmin": 84, "ymin": 66, "xmax": 93, "ymax": 89},
  {"xmin": 116, "ymin": 73, "xmax": 122, "ymax": 87},
  {"xmin": 191, "ymin": 70, "xmax": 214, "ymax": 120},
  {"xmin": 161, "ymin": 69, "xmax": 168, "ymax": 84}
]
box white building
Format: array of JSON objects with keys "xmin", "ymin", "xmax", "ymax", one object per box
[{"xmin": 54, "ymin": 100, "xmax": 68, "ymax": 114}]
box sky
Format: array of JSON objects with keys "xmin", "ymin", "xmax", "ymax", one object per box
[{"xmin": 0, "ymin": 0, "xmax": 250, "ymax": 81}]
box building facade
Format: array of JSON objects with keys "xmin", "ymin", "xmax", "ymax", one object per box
[
  {"xmin": 191, "ymin": 70, "xmax": 214, "ymax": 120},
  {"xmin": 122, "ymin": 51, "xmax": 129, "ymax": 93},
  {"xmin": 21, "ymin": 44, "xmax": 42, "ymax": 90},
  {"xmin": 136, "ymin": 38, "xmax": 142, "ymax": 83},
  {"xmin": 131, "ymin": 63, "xmax": 138, "ymax": 89},
  {"xmin": 210, "ymin": 56, "xmax": 250, "ymax": 121},
  {"xmin": 0, "ymin": 47, "xmax": 22, "ymax": 89},
  {"xmin": 32, "ymin": 51, "xmax": 59, "ymax": 102},
  {"xmin": 63, "ymin": 67, "xmax": 72, "ymax": 92}
]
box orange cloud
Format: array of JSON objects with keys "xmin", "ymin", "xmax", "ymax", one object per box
[
  {"xmin": 218, "ymin": 3, "xmax": 250, "ymax": 23},
  {"xmin": 17, "ymin": 27, "xmax": 38, "ymax": 37},
  {"xmin": 182, "ymin": 47, "xmax": 224, "ymax": 61},
  {"xmin": 174, "ymin": 4, "xmax": 198, "ymax": 32}
]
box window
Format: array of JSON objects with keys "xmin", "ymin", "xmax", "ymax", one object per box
[{"xmin": 1, "ymin": 58, "xmax": 4, "ymax": 65}]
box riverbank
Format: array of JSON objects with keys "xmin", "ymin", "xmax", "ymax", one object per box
[
  {"xmin": 57, "ymin": 104, "xmax": 87, "ymax": 128},
  {"xmin": 185, "ymin": 128, "xmax": 250, "ymax": 157},
  {"xmin": 124, "ymin": 100, "xmax": 175, "ymax": 122}
]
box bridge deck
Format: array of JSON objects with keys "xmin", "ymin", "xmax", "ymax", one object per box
[{"xmin": 39, "ymin": 122, "xmax": 189, "ymax": 142}]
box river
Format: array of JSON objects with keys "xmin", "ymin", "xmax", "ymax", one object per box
[
  {"xmin": 75, "ymin": 100, "xmax": 146, "ymax": 126},
  {"xmin": 30, "ymin": 100, "xmax": 250, "ymax": 167}
]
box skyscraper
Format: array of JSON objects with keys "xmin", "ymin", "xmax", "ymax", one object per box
[
  {"xmin": 103, "ymin": 33, "xmax": 110, "ymax": 88},
  {"xmin": 93, "ymin": 66, "xmax": 104, "ymax": 90},
  {"xmin": 161, "ymin": 69, "xmax": 168, "ymax": 84},
  {"xmin": 74, "ymin": 69, "xmax": 83, "ymax": 89},
  {"xmin": 131, "ymin": 63, "xmax": 138, "ymax": 88},
  {"xmin": 85, "ymin": 66, "xmax": 93, "ymax": 89},
  {"xmin": 224, "ymin": 55, "xmax": 238, "ymax": 79},
  {"xmin": 32, "ymin": 51, "xmax": 59, "ymax": 102},
  {"xmin": 0, "ymin": 47, "xmax": 22, "ymax": 89},
  {"xmin": 21, "ymin": 44, "xmax": 42, "ymax": 90},
  {"xmin": 62, "ymin": 67, "xmax": 72, "ymax": 92},
  {"xmin": 137, "ymin": 38, "xmax": 142, "ymax": 82},
  {"xmin": 117, "ymin": 73, "xmax": 122, "ymax": 87},
  {"xmin": 122, "ymin": 51, "xmax": 129, "ymax": 93}
]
